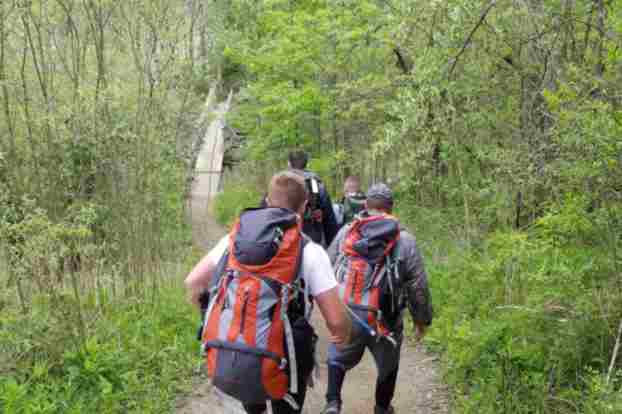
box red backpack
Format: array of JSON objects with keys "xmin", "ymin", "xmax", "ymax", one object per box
[
  {"xmin": 335, "ymin": 212, "xmax": 402, "ymax": 340},
  {"xmin": 201, "ymin": 208, "xmax": 310, "ymax": 408}
]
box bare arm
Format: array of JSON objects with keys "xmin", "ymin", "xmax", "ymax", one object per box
[
  {"xmin": 184, "ymin": 254, "xmax": 217, "ymax": 307},
  {"xmin": 314, "ymin": 286, "xmax": 352, "ymax": 346},
  {"xmin": 185, "ymin": 236, "xmax": 229, "ymax": 307}
]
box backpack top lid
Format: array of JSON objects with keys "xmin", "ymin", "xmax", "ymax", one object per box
[
  {"xmin": 344, "ymin": 214, "xmax": 400, "ymax": 265},
  {"xmin": 229, "ymin": 208, "xmax": 302, "ymax": 282}
]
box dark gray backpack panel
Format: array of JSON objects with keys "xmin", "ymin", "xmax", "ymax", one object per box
[
  {"xmin": 353, "ymin": 218, "xmax": 400, "ymax": 263},
  {"xmin": 234, "ymin": 208, "xmax": 298, "ymax": 266}
]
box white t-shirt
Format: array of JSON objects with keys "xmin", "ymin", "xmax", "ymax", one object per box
[{"xmin": 207, "ymin": 235, "xmax": 337, "ymax": 297}]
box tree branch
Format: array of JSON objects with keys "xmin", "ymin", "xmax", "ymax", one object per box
[
  {"xmin": 448, "ymin": 0, "xmax": 497, "ymax": 79},
  {"xmin": 393, "ymin": 47, "xmax": 410, "ymax": 74},
  {"xmin": 606, "ymin": 319, "xmax": 622, "ymax": 385}
]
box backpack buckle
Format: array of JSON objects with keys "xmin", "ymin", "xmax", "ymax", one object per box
[
  {"xmin": 279, "ymin": 358, "xmax": 288, "ymax": 370},
  {"xmin": 273, "ymin": 227, "xmax": 284, "ymax": 246}
]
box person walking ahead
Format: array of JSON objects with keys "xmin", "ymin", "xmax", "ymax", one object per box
[
  {"xmin": 185, "ymin": 171, "xmax": 352, "ymax": 414},
  {"xmin": 340, "ymin": 175, "xmax": 367, "ymax": 225},
  {"xmin": 322, "ymin": 183, "xmax": 433, "ymax": 414},
  {"xmin": 287, "ymin": 150, "xmax": 339, "ymax": 247}
]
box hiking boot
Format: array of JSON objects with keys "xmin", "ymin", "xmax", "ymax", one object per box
[
  {"xmin": 322, "ymin": 400, "xmax": 341, "ymax": 414},
  {"xmin": 374, "ymin": 405, "xmax": 395, "ymax": 414}
]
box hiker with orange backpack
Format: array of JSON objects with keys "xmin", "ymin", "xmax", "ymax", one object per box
[
  {"xmin": 322, "ymin": 183, "xmax": 433, "ymax": 414},
  {"xmin": 185, "ymin": 170, "xmax": 352, "ymax": 414}
]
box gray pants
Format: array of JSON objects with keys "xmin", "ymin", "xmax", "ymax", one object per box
[
  {"xmin": 327, "ymin": 324, "xmax": 402, "ymax": 381},
  {"xmin": 326, "ymin": 323, "xmax": 403, "ymax": 408}
]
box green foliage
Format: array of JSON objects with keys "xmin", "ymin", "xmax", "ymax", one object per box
[
  {"xmin": 213, "ymin": 181, "xmax": 262, "ymax": 227},
  {"xmin": 1, "ymin": 0, "xmax": 621, "ymax": 411},
  {"xmin": 0, "ymin": 0, "xmax": 200, "ymax": 274},
  {"xmin": 581, "ymin": 369, "xmax": 622, "ymax": 414},
  {"xmin": 222, "ymin": 0, "xmax": 399, "ymax": 183},
  {"xmin": 0, "ymin": 285, "xmax": 199, "ymax": 413},
  {"xmin": 410, "ymin": 200, "xmax": 622, "ymax": 413},
  {"xmin": 0, "ymin": 2, "xmax": 208, "ymax": 412}
]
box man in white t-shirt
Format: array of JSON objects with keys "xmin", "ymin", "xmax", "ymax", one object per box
[{"xmin": 185, "ymin": 170, "xmax": 352, "ymax": 414}]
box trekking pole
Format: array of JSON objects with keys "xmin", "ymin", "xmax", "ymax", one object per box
[
  {"xmin": 345, "ymin": 306, "xmax": 399, "ymax": 347},
  {"xmin": 345, "ymin": 306, "xmax": 376, "ymax": 337}
]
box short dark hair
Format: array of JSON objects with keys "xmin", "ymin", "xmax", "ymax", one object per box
[
  {"xmin": 267, "ymin": 171, "xmax": 307, "ymax": 212},
  {"xmin": 288, "ymin": 150, "xmax": 309, "ymax": 169}
]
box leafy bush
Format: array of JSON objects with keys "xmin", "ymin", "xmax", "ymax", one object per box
[
  {"xmin": 213, "ymin": 181, "xmax": 262, "ymax": 227},
  {"xmin": 0, "ymin": 286, "xmax": 199, "ymax": 414},
  {"xmin": 406, "ymin": 201, "xmax": 622, "ymax": 413}
]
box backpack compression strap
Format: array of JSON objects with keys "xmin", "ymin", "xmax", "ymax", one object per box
[{"xmin": 198, "ymin": 250, "xmax": 230, "ymax": 346}]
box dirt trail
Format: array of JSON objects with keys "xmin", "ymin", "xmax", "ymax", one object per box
[{"xmin": 176, "ymin": 97, "xmax": 450, "ymax": 414}]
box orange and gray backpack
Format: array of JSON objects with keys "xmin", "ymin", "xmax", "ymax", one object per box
[
  {"xmin": 201, "ymin": 208, "xmax": 310, "ymax": 408},
  {"xmin": 335, "ymin": 212, "xmax": 403, "ymax": 343}
]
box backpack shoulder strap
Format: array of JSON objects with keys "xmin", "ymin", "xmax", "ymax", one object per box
[
  {"xmin": 294, "ymin": 233, "xmax": 309, "ymax": 279},
  {"xmin": 292, "ymin": 233, "xmax": 314, "ymax": 320},
  {"xmin": 208, "ymin": 248, "xmax": 230, "ymax": 292},
  {"xmin": 281, "ymin": 230, "xmax": 310, "ymax": 396},
  {"xmin": 303, "ymin": 172, "xmax": 321, "ymax": 210},
  {"xmin": 199, "ymin": 247, "xmax": 231, "ymax": 346}
]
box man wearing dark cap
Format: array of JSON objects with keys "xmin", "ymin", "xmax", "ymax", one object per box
[{"xmin": 322, "ymin": 183, "xmax": 434, "ymax": 414}]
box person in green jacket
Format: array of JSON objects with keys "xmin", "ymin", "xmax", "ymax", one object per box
[{"xmin": 341, "ymin": 176, "xmax": 366, "ymax": 225}]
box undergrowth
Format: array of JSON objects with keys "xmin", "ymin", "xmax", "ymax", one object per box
[
  {"xmin": 399, "ymin": 200, "xmax": 622, "ymax": 413},
  {"xmin": 0, "ymin": 280, "xmax": 201, "ymax": 413},
  {"xmin": 213, "ymin": 180, "xmax": 261, "ymax": 227}
]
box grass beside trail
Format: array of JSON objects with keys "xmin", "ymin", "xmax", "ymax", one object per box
[{"xmin": 0, "ymin": 281, "xmax": 202, "ymax": 414}]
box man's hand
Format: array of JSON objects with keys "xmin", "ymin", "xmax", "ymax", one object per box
[
  {"xmin": 185, "ymin": 255, "xmax": 217, "ymax": 308},
  {"xmin": 187, "ymin": 287, "xmax": 205, "ymax": 308},
  {"xmin": 414, "ymin": 322, "xmax": 427, "ymax": 342}
]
